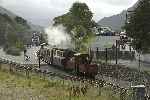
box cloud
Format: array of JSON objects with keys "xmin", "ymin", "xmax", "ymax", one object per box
[
  {"xmin": 100, "ymin": 0, "xmax": 137, "ymax": 6},
  {"xmin": 0, "ymin": 0, "xmax": 138, "ymax": 26}
]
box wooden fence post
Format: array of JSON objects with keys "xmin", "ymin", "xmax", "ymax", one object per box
[
  {"xmin": 9, "ymin": 62, "xmax": 12, "ymax": 72},
  {"xmin": 43, "ymin": 70, "xmax": 46, "ymax": 80},
  {"xmin": 26, "ymin": 66, "xmax": 31, "ymax": 87}
]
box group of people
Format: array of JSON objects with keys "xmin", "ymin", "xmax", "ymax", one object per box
[
  {"xmin": 69, "ymin": 84, "xmax": 88, "ymax": 96},
  {"xmin": 64, "ymin": 75, "xmax": 130, "ymax": 99}
]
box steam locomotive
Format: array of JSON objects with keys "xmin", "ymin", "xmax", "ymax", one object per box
[{"xmin": 37, "ymin": 45, "xmax": 98, "ymax": 77}]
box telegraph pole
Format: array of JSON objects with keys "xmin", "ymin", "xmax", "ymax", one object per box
[
  {"xmin": 105, "ymin": 48, "xmax": 108, "ymax": 64},
  {"xmin": 115, "ymin": 40, "xmax": 118, "ymax": 64},
  {"xmin": 38, "ymin": 56, "xmax": 41, "ymax": 68}
]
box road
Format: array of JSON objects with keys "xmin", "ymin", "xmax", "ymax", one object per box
[
  {"xmin": 0, "ymin": 46, "xmax": 43, "ymax": 65},
  {"xmin": 0, "ymin": 46, "xmax": 69, "ymax": 77}
]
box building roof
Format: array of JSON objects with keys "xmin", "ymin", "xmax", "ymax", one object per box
[{"xmin": 131, "ymin": 85, "xmax": 145, "ymax": 88}]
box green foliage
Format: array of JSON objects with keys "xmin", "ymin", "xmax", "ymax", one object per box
[
  {"xmin": 53, "ymin": 2, "xmax": 96, "ymax": 52},
  {"xmin": 15, "ymin": 40, "xmax": 25, "ymax": 50},
  {"xmin": 5, "ymin": 47, "xmax": 21, "ymax": 56},
  {"xmin": 15, "ymin": 16, "xmax": 27, "ymax": 24},
  {"xmin": 124, "ymin": 0, "xmax": 150, "ymax": 53},
  {"xmin": 39, "ymin": 33, "xmax": 48, "ymax": 44},
  {"xmin": 0, "ymin": 13, "xmax": 31, "ymax": 55},
  {"xmin": 7, "ymin": 32, "xmax": 18, "ymax": 45},
  {"xmin": 69, "ymin": 2, "xmax": 96, "ymax": 30},
  {"xmin": 1, "ymin": 14, "xmax": 14, "ymax": 24},
  {"xmin": 15, "ymin": 16, "xmax": 30, "ymax": 29},
  {"xmin": 54, "ymin": 13, "xmax": 73, "ymax": 33}
]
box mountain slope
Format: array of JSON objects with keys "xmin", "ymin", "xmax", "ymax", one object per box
[
  {"xmin": 0, "ymin": 6, "xmax": 32, "ymax": 55},
  {"xmin": 98, "ymin": 0, "xmax": 140, "ymax": 31},
  {"xmin": 98, "ymin": 10, "xmax": 126, "ymax": 31},
  {"xmin": 0, "ymin": 6, "xmax": 16, "ymax": 18},
  {"xmin": 0, "ymin": 6, "xmax": 43, "ymax": 31}
]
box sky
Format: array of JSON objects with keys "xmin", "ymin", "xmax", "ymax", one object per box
[{"xmin": 0, "ymin": 0, "xmax": 138, "ymax": 26}]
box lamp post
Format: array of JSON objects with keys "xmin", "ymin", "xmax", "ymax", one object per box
[{"xmin": 38, "ymin": 43, "xmax": 45, "ymax": 69}]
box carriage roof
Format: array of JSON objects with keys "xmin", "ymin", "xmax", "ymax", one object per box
[
  {"xmin": 74, "ymin": 53, "xmax": 89, "ymax": 56},
  {"xmin": 131, "ymin": 85, "xmax": 145, "ymax": 88}
]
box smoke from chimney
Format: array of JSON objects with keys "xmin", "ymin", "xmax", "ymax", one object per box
[{"xmin": 45, "ymin": 25, "xmax": 72, "ymax": 49}]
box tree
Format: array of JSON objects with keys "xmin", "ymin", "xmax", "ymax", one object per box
[
  {"xmin": 69, "ymin": 2, "xmax": 94, "ymax": 29},
  {"xmin": 53, "ymin": 2, "xmax": 96, "ymax": 52},
  {"xmin": 15, "ymin": 16, "xmax": 26, "ymax": 24},
  {"xmin": 15, "ymin": 16, "xmax": 30, "ymax": 29},
  {"xmin": 40, "ymin": 33, "xmax": 48, "ymax": 44},
  {"xmin": 125, "ymin": 0, "xmax": 150, "ymax": 53}
]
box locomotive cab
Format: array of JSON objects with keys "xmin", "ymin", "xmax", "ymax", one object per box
[
  {"xmin": 74, "ymin": 53, "xmax": 98, "ymax": 77},
  {"xmin": 74, "ymin": 53, "xmax": 90, "ymax": 64}
]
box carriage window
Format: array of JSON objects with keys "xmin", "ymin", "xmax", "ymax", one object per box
[
  {"xmin": 56, "ymin": 50, "xmax": 63, "ymax": 57},
  {"xmin": 53, "ymin": 50, "xmax": 57, "ymax": 56},
  {"xmin": 56, "ymin": 50, "xmax": 59, "ymax": 56},
  {"xmin": 61, "ymin": 52, "xmax": 63, "ymax": 57},
  {"xmin": 57, "ymin": 51, "xmax": 60, "ymax": 56},
  {"xmin": 47, "ymin": 50, "xmax": 50, "ymax": 56}
]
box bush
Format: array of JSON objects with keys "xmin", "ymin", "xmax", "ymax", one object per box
[{"xmin": 5, "ymin": 47, "xmax": 21, "ymax": 56}]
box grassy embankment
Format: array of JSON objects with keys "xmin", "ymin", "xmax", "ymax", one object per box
[{"xmin": 0, "ymin": 64, "xmax": 121, "ymax": 100}]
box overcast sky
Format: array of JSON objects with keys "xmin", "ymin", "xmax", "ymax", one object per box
[{"xmin": 0, "ymin": 0, "xmax": 138, "ymax": 26}]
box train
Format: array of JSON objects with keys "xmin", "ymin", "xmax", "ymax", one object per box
[{"xmin": 37, "ymin": 45, "xmax": 98, "ymax": 77}]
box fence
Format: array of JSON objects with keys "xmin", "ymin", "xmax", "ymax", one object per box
[{"xmin": 0, "ymin": 57, "xmax": 149, "ymax": 100}]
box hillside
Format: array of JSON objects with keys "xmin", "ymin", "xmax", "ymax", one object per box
[
  {"xmin": 0, "ymin": 6, "xmax": 16, "ymax": 18},
  {"xmin": 0, "ymin": 6, "xmax": 46, "ymax": 55},
  {"xmin": 98, "ymin": 0, "xmax": 140, "ymax": 31},
  {"xmin": 0, "ymin": 7, "xmax": 30, "ymax": 45},
  {"xmin": 98, "ymin": 11, "xmax": 126, "ymax": 31},
  {"xmin": 0, "ymin": 6, "xmax": 32, "ymax": 55},
  {"xmin": 0, "ymin": 6, "xmax": 43, "ymax": 31}
]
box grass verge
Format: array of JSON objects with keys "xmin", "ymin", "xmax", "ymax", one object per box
[{"xmin": 0, "ymin": 65, "xmax": 121, "ymax": 100}]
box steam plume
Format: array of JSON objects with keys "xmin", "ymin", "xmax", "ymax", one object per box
[{"xmin": 45, "ymin": 25, "xmax": 72, "ymax": 49}]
